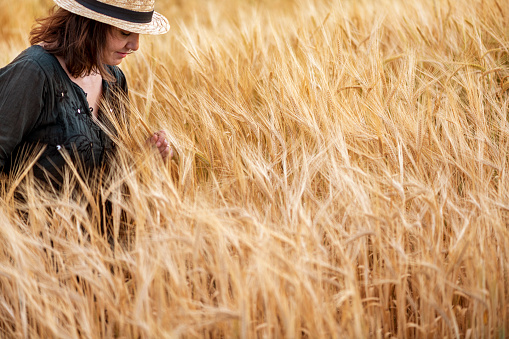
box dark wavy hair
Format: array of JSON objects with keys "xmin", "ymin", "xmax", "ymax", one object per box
[{"xmin": 30, "ymin": 7, "xmax": 115, "ymax": 82}]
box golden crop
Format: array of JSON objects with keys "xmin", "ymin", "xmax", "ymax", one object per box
[{"xmin": 1, "ymin": 0, "xmax": 508, "ymax": 337}]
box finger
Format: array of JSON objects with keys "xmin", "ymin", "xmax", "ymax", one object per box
[
  {"xmin": 161, "ymin": 145, "xmax": 170, "ymax": 160},
  {"xmin": 146, "ymin": 134, "xmax": 156, "ymax": 145},
  {"xmin": 155, "ymin": 131, "xmax": 168, "ymax": 147},
  {"xmin": 156, "ymin": 130, "xmax": 165, "ymax": 140},
  {"xmin": 158, "ymin": 145, "xmax": 168, "ymax": 155},
  {"xmin": 150, "ymin": 135, "xmax": 162, "ymax": 147},
  {"xmin": 157, "ymin": 138, "xmax": 168, "ymax": 150},
  {"xmin": 148, "ymin": 133, "xmax": 158, "ymax": 145}
]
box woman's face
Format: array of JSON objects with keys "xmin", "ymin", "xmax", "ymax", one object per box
[{"xmin": 103, "ymin": 27, "xmax": 140, "ymax": 66}]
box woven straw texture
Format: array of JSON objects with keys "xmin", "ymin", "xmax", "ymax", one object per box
[{"xmin": 53, "ymin": 0, "xmax": 170, "ymax": 34}]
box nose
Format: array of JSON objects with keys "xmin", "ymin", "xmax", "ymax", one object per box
[{"xmin": 127, "ymin": 33, "xmax": 140, "ymax": 52}]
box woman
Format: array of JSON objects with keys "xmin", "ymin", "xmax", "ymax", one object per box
[{"xmin": 0, "ymin": 0, "xmax": 172, "ymax": 186}]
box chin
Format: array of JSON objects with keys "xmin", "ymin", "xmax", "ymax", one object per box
[{"xmin": 105, "ymin": 59, "xmax": 122, "ymax": 66}]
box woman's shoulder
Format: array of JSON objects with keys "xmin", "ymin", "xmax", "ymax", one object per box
[
  {"xmin": 2, "ymin": 45, "xmax": 57, "ymax": 77},
  {"xmin": 13, "ymin": 45, "xmax": 55, "ymax": 63}
]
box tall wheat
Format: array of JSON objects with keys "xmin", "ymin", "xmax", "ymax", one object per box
[{"xmin": 0, "ymin": 0, "xmax": 508, "ymax": 337}]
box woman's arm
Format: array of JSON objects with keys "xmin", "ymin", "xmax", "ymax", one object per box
[
  {"xmin": 109, "ymin": 66, "xmax": 172, "ymax": 162},
  {"xmin": 0, "ymin": 58, "xmax": 47, "ymax": 168}
]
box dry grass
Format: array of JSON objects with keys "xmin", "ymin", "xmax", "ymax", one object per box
[{"xmin": 1, "ymin": 0, "xmax": 509, "ymax": 337}]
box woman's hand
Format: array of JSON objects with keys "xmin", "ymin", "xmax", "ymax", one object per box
[{"xmin": 147, "ymin": 130, "xmax": 173, "ymax": 161}]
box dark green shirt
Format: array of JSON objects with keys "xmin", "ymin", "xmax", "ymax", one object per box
[{"xmin": 0, "ymin": 45, "xmax": 127, "ymax": 183}]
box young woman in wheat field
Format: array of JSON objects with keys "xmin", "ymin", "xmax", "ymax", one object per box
[{"xmin": 0, "ymin": 0, "xmax": 173, "ymax": 187}]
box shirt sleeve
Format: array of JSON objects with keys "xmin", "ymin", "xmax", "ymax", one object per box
[{"xmin": 0, "ymin": 58, "xmax": 47, "ymax": 168}]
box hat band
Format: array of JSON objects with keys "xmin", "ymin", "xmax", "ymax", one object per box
[{"xmin": 75, "ymin": 0, "xmax": 154, "ymax": 24}]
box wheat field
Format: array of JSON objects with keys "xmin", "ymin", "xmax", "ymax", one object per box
[{"xmin": 0, "ymin": 0, "xmax": 508, "ymax": 337}]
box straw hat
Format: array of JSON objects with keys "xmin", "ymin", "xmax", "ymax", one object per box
[{"xmin": 53, "ymin": 0, "xmax": 170, "ymax": 34}]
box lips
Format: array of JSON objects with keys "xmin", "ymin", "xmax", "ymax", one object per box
[{"xmin": 117, "ymin": 52, "xmax": 128, "ymax": 58}]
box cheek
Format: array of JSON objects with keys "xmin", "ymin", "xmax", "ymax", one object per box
[
  {"xmin": 113, "ymin": 39, "xmax": 124, "ymax": 49},
  {"xmin": 105, "ymin": 34, "xmax": 124, "ymax": 51}
]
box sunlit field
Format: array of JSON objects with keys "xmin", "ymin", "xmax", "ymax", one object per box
[{"xmin": 1, "ymin": 0, "xmax": 508, "ymax": 337}]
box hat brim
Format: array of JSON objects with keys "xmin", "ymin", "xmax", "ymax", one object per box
[{"xmin": 53, "ymin": 0, "xmax": 170, "ymax": 35}]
